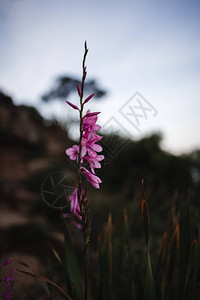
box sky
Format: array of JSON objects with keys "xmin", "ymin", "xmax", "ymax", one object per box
[{"xmin": 0, "ymin": 0, "xmax": 200, "ymax": 154}]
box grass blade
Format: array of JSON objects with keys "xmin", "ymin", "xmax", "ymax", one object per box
[
  {"xmin": 124, "ymin": 209, "xmax": 143, "ymax": 299},
  {"xmin": 141, "ymin": 180, "xmax": 150, "ymax": 249},
  {"xmin": 63, "ymin": 220, "xmax": 83, "ymax": 300},
  {"xmin": 177, "ymin": 196, "xmax": 190, "ymax": 300},
  {"xmin": 17, "ymin": 269, "xmax": 72, "ymax": 299},
  {"xmin": 144, "ymin": 250, "xmax": 156, "ymax": 300}
]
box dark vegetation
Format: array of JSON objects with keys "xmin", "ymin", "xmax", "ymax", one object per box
[{"xmin": 0, "ymin": 90, "xmax": 200, "ymax": 298}]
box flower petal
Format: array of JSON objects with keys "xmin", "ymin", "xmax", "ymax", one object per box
[
  {"xmin": 66, "ymin": 145, "xmax": 79, "ymax": 161},
  {"xmin": 81, "ymin": 167, "xmax": 102, "ymax": 189},
  {"xmin": 84, "ymin": 111, "xmax": 100, "ymax": 118},
  {"xmin": 90, "ymin": 143, "xmax": 102, "ymax": 152}
]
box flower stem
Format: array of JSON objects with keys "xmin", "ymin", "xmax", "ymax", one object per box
[
  {"xmin": 77, "ymin": 41, "xmax": 89, "ymax": 300},
  {"xmin": 77, "ymin": 41, "xmax": 88, "ymax": 206}
]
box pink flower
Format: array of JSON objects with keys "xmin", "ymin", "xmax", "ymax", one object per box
[
  {"xmin": 0, "ymin": 259, "xmax": 13, "ymax": 268},
  {"xmin": 63, "ymin": 213, "xmax": 82, "ymax": 229},
  {"xmin": 71, "ymin": 220, "xmax": 82, "ymax": 230},
  {"xmin": 0, "ymin": 259, "xmax": 15, "ymax": 300},
  {"xmin": 68, "ymin": 189, "xmax": 82, "ymax": 220},
  {"xmin": 66, "ymin": 145, "xmax": 79, "ymax": 161},
  {"xmin": 84, "ymin": 111, "xmax": 100, "ymax": 118},
  {"xmin": 82, "ymin": 110, "xmax": 101, "ymax": 138},
  {"xmin": 66, "ymin": 145, "xmax": 87, "ymax": 161},
  {"xmin": 82, "ymin": 132, "xmax": 103, "ymax": 157},
  {"xmin": 81, "ymin": 167, "xmax": 102, "ymax": 189},
  {"xmin": 84, "ymin": 155, "xmax": 104, "ymax": 174}
]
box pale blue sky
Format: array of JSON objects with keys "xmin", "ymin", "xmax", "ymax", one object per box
[{"xmin": 0, "ymin": 0, "xmax": 200, "ymax": 153}]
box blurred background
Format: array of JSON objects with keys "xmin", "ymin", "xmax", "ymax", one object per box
[{"xmin": 0, "ymin": 0, "xmax": 200, "ymax": 298}]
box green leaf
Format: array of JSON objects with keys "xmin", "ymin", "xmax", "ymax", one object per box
[
  {"xmin": 17, "ymin": 269, "xmax": 72, "ymax": 299},
  {"xmin": 100, "ymin": 213, "xmax": 113, "ymax": 299},
  {"xmin": 47, "ymin": 260, "xmax": 55, "ymax": 300},
  {"xmin": 183, "ymin": 235, "xmax": 197, "ymax": 299},
  {"xmin": 124, "ymin": 209, "xmax": 143, "ymax": 300},
  {"xmin": 177, "ymin": 197, "xmax": 190, "ymax": 300},
  {"xmin": 184, "ymin": 225, "xmax": 200, "ymax": 299},
  {"xmin": 63, "ymin": 220, "xmax": 83, "ymax": 300},
  {"xmin": 144, "ymin": 251, "xmax": 157, "ymax": 300},
  {"xmin": 48, "ymin": 242, "xmax": 62, "ymax": 265},
  {"xmin": 165, "ymin": 215, "xmax": 180, "ymax": 299},
  {"xmin": 141, "ymin": 181, "xmax": 156, "ymax": 300},
  {"xmin": 141, "ymin": 180, "xmax": 150, "ymax": 248}
]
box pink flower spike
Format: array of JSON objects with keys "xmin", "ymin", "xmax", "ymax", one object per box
[
  {"xmin": 84, "ymin": 111, "xmax": 101, "ymax": 118},
  {"xmin": 81, "ymin": 167, "xmax": 102, "ymax": 189},
  {"xmin": 66, "ymin": 145, "xmax": 79, "ymax": 161},
  {"xmin": 83, "ymin": 93, "xmax": 95, "ymax": 105},
  {"xmin": 66, "ymin": 101, "xmax": 80, "ymax": 111},
  {"xmin": 77, "ymin": 85, "xmax": 81, "ymax": 97}
]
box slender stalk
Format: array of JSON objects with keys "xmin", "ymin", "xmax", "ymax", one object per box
[
  {"xmin": 77, "ymin": 41, "xmax": 89, "ymax": 300},
  {"xmin": 83, "ymin": 207, "xmax": 90, "ymax": 300},
  {"xmin": 77, "ymin": 41, "xmax": 88, "ymax": 207}
]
